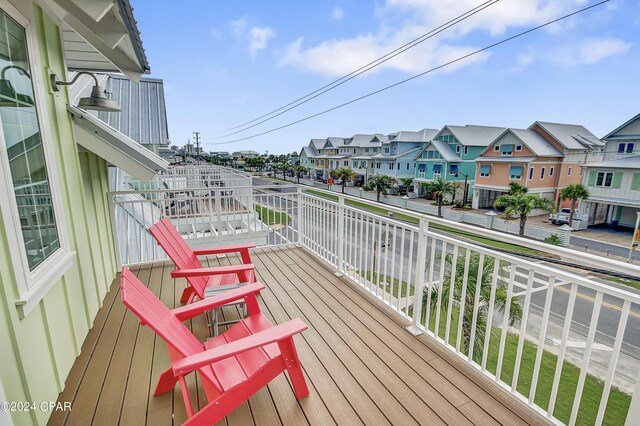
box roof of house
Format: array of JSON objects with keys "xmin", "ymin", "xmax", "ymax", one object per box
[
  {"xmin": 531, "ymin": 121, "xmax": 603, "ymax": 150},
  {"xmin": 603, "ymin": 113, "xmax": 640, "ymax": 141},
  {"xmin": 389, "ymin": 128, "xmax": 439, "ymax": 142},
  {"xmin": 428, "ymin": 140, "xmax": 460, "ymax": 162},
  {"xmin": 370, "ymin": 133, "xmax": 389, "ymax": 143},
  {"xmin": 507, "ymin": 129, "xmax": 563, "ymax": 156},
  {"xmin": 301, "ymin": 146, "xmax": 316, "ymax": 157},
  {"xmin": 324, "ymin": 137, "xmax": 347, "ymax": 148},
  {"xmin": 585, "ymin": 155, "xmax": 640, "ymax": 169},
  {"xmin": 442, "ymin": 125, "xmax": 507, "ymax": 146},
  {"xmin": 346, "ymin": 134, "xmax": 378, "ymax": 147},
  {"xmin": 309, "ymin": 139, "xmax": 325, "ymax": 149}
]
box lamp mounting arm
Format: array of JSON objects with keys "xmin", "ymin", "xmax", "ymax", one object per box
[{"xmin": 50, "ymin": 71, "xmax": 100, "ymax": 92}]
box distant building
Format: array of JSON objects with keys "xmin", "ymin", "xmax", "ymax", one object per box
[
  {"xmin": 233, "ymin": 150, "xmax": 260, "ymax": 158},
  {"xmin": 582, "ymin": 113, "xmax": 640, "ymax": 228}
]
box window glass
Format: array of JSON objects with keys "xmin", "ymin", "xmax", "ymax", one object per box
[
  {"xmin": 479, "ymin": 165, "xmax": 490, "ymax": 176},
  {"xmin": 618, "ymin": 143, "xmax": 625, "ymax": 153},
  {"xmin": 550, "ymin": 167, "xmax": 554, "ymax": 177},
  {"xmin": 567, "ymin": 166, "xmax": 572, "ymax": 176},
  {"xmin": 540, "ymin": 167, "xmax": 545, "ymax": 179},
  {"xmin": 509, "ymin": 166, "xmax": 523, "ymax": 179},
  {"xmin": 529, "ymin": 167, "xmax": 534, "ymax": 180},
  {"xmin": 0, "ymin": 10, "xmax": 60, "ymax": 271},
  {"xmin": 627, "ymin": 143, "xmax": 634, "ymax": 153}
]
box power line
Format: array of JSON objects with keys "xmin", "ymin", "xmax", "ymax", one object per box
[
  {"xmin": 204, "ymin": 1, "xmax": 609, "ymax": 146},
  {"xmin": 206, "ymin": 0, "xmax": 500, "ymax": 138}
]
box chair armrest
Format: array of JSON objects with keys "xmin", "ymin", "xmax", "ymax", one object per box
[
  {"xmin": 192, "ymin": 243, "xmax": 256, "ymax": 256},
  {"xmin": 172, "ymin": 318, "xmax": 307, "ymax": 375},
  {"xmin": 170, "ymin": 264, "xmax": 254, "ymax": 279},
  {"xmin": 171, "ymin": 282, "xmax": 265, "ymax": 321}
]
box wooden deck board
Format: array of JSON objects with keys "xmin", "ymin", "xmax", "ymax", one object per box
[{"xmin": 49, "ymin": 246, "xmax": 540, "ymax": 426}]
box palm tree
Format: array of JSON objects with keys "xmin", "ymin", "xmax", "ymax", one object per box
[
  {"xmin": 273, "ymin": 163, "xmax": 291, "ymax": 180},
  {"xmin": 424, "ymin": 252, "xmax": 522, "ymax": 360},
  {"xmin": 331, "ymin": 167, "xmax": 357, "ymax": 194},
  {"xmin": 423, "ymin": 178, "xmax": 456, "ymax": 218},
  {"xmin": 559, "ymin": 184, "xmax": 589, "ymax": 225},
  {"xmin": 293, "ymin": 165, "xmax": 308, "ymax": 184},
  {"xmin": 494, "ymin": 193, "xmax": 554, "ymax": 237},
  {"xmin": 400, "ymin": 178, "xmax": 414, "ymax": 195},
  {"xmin": 367, "ymin": 175, "xmax": 397, "ymax": 202},
  {"xmin": 508, "ymin": 181, "xmax": 528, "ymax": 195}
]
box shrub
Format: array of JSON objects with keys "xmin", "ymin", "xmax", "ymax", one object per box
[{"xmin": 544, "ymin": 234, "xmax": 561, "ymax": 245}]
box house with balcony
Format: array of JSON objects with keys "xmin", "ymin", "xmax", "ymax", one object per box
[
  {"xmin": 372, "ymin": 129, "xmax": 438, "ymax": 183},
  {"xmin": 0, "ymin": 1, "xmax": 169, "ymax": 425},
  {"xmin": 472, "ymin": 128, "xmax": 564, "ymax": 208},
  {"xmin": 343, "ymin": 133, "xmax": 379, "ymax": 185},
  {"xmin": 414, "ymin": 125, "xmax": 505, "ymax": 199},
  {"xmin": 528, "ymin": 121, "xmax": 603, "ymax": 205},
  {"xmin": 300, "ymin": 138, "xmax": 324, "ymax": 178},
  {"xmin": 582, "ymin": 113, "xmax": 640, "ymax": 228}
]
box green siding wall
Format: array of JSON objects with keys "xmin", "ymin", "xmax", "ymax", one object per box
[{"xmin": 0, "ymin": 6, "xmax": 117, "ymax": 425}]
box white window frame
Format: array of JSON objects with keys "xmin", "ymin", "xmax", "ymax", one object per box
[
  {"xmin": 516, "ymin": 145, "xmax": 523, "ymax": 152},
  {"xmin": 540, "ymin": 167, "xmax": 546, "ymax": 179},
  {"xmin": 455, "ymin": 145, "xmax": 460, "ymax": 153},
  {"xmin": 549, "ymin": 167, "xmax": 554, "ymax": 177},
  {"xmin": 494, "ymin": 145, "xmax": 500, "ymax": 151},
  {"xmin": 0, "ymin": 1, "xmax": 73, "ymax": 318},
  {"xmin": 463, "ymin": 146, "xmax": 469, "ymax": 156}
]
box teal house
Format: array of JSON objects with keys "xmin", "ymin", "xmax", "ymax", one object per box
[{"xmin": 413, "ymin": 125, "xmax": 505, "ymax": 201}]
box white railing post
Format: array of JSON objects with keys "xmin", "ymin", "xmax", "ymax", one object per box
[
  {"xmin": 215, "ymin": 189, "xmax": 222, "ymax": 228},
  {"xmin": 626, "ymin": 371, "xmax": 640, "ymax": 426},
  {"xmin": 407, "ymin": 216, "xmax": 429, "ymax": 335},
  {"xmin": 336, "ymin": 196, "xmax": 345, "ymax": 273},
  {"xmin": 107, "ymin": 193, "xmax": 122, "ymax": 270},
  {"xmin": 297, "ymin": 186, "xmax": 303, "ymax": 245}
]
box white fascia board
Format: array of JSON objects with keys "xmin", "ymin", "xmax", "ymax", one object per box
[{"xmin": 68, "ymin": 106, "xmax": 168, "ymax": 181}]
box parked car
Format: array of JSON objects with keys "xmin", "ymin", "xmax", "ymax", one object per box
[{"xmin": 549, "ymin": 208, "xmax": 575, "ymax": 225}]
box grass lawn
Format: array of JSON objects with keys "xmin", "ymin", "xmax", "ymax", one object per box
[
  {"xmin": 359, "ymin": 271, "xmax": 415, "ymax": 298},
  {"xmin": 421, "ymin": 304, "xmax": 630, "ymax": 425},
  {"xmin": 602, "ymin": 275, "xmax": 640, "ymax": 292},
  {"xmin": 254, "ymin": 204, "xmax": 291, "ymax": 225}
]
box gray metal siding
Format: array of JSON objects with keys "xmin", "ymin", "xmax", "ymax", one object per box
[{"xmin": 97, "ymin": 76, "xmax": 169, "ymax": 146}]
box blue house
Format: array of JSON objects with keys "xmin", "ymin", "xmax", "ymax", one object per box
[
  {"xmin": 372, "ymin": 129, "xmax": 438, "ymax": 183},
  {"xmin": 414, "ymin": 125, "xmax": 506, "ymax": 200}
]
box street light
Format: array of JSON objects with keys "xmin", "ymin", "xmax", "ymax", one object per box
[{"xmin": 454, "ymin": 170, "xmax": 470, "ymax": 207}]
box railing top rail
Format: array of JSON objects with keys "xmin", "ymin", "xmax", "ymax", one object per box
[
  {"xmin": 109, "ymin": 184, "xmax": 299, "ymax": 196},
  {"xmin": 301, "ymin": 186, "xmax": 640, "ymax": 278}
]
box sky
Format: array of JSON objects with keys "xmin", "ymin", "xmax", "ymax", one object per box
[{"xmin": 133, "ymin": 0, "xmax": 639, "ymax": 154}]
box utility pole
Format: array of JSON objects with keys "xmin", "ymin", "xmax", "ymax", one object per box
[{"xmin": 193, "ymin": 131, "xmax": 201, "ymax": 165}]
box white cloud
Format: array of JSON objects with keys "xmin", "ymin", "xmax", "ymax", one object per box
[
  {"xmin": 280, "ymin": 0, "xmax": 601, "ymax": 77},
  {"xmin": 229, "ymin": 19, "xmax": 275, "ymax": 58},
  {"xmin": 331, "ymin": 7, "xmax": 344, "ymax": 21},
  {"xmin": 248, "ymin": 26, "xmax": 275, "ymax": 57},
  {"xmin": 575, "ymin": 38, "xmax": 632, "ymax": 64}
]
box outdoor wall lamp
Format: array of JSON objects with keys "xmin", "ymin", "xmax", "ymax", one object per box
[
  {"xmin": 50, "ymin": 71, "xmax": 121, "ymax": 112},
  {"xmin": 0, "ymin": 65, "xmax": 35, "ymax": 107}
]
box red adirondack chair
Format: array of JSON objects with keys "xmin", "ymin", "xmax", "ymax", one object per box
[
  {"xmin": 150, "ymin": 218, "xmax": 256, "ymax": 304},
  {"xmin": 121, "ymin": 267, "xmax": 309, "ymax": 425}
]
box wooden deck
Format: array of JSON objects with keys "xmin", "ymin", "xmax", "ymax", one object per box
[{"xmin": 48, "ymin": 246, "xmax": 543, "ymax": 426}]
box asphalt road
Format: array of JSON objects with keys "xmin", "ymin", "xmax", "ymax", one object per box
[
  {"xmin": 570, "ymin": 235, "xmax": 639, "ymax": 261},
  {"xmin": 251, "ymin": 180, "xmax": 640, "ymax": 353}
]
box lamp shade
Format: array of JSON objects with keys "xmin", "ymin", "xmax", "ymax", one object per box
[{"xmin": 77, "ymin": 85, "xmax": 121, "ymax": 112}]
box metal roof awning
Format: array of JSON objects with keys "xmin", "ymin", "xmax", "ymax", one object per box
[{"xmin": 68, "ymin": 106, "xmax": 168, "ymax": 182}]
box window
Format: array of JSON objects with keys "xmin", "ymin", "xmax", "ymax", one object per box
[
  {"xmin": 464, "ymin": 146, "xmax": 469, "ymax": 156},
  {"xmin": 1, "ymin": 11, "xmax": 60, "ymax": 271},
  {"xmin": 376, "ymin": 162, "xmax": 380, "ymax": 169},
  {"xmin": 501, "ymin": 144, "xmax": 514, "ymax": 156},
  {"xmin": 479, "ymin": 165, "xmax": 491, "ymax": 177},
  {"xmin": 389, "ymin": 162, "xmax": 394, "ymax": 170},
  {"xmin": 618, "ymin": 143, "xmax": 625, "ymax": 153},
  {"xmin": 426, "ymin": 150, "xmax": 434, "ymax": 159},
  {"xmin": 365, "ymin": 148, "xmax": 369, "ymax": 153},
  {"xmin": 618, "ymin": 143, "xmax": 635, "ymax": 153},
  {"xmin": 353, "ymin": 149, "xmax": 356, "ymax": 154},
  {"xmin": 455, "ymin": 145, "xmax": 460, "ymax": 153},
  {"xmin": 384, "ymin": 147, "xmax": 390, "ymax": 153},
  {"xmin": 344, "ymin": 160, "xmax": 348, "ymax": 166},
  {"xmin": 579, "ymin": 168, "xmax": 583, "ymax": 176},
  {"xmin": 406, "ymin": 162, "xmax": 409, "ymax": 170},
  {"xmin": 549, "ymin": 167, "xmax": 554, "ymax": 177},
  {"xmin": 0, "ymin": 6, "xmax": 73, "ymax": 315},
  {"xmin": 494, "ymin": 145, "xmax": 500, "ymax": 151},
  {"xmin": 540, "ymin": 167, "xmax": 545, "ymax": 179},
  {"xmin": 567, "ymin": 166, "xmax": 572, "ymax": 176},
  {"xmin": 516, "ymin": 145, "xmax": 522, "ymax": 152},
  {"xmin": 433, "ymin": 164, "xmax": 442, "ymax": 175},
  {"xmin": 510, "ymin": 166, "xmax": 523, "ymax": 179},
  {"xmin": 449, "ymin": 164, "xmax": 458, "ymax": 176},
  {"xmin": 596, "ymin": 171, "xmax": 614, "ymax": 187},
  {"xmin": 529, "ymin": 167, "xmax": 534, "ymax": 180},
  {"xmin": 418, "ymin": 163, "xmax": 426, "ymax": 177},
  {"xmin": 628, "ymin": 143, "xmax": 635, "ymax": 153}
]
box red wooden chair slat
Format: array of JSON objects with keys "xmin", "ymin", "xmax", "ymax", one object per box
[
  {"xmin": 120, "ymin": 267, "xmax": 309, "ymax": 425},
  {"xmin": 149, "ymin": 218, "xmax": 256, "ymax": 303}
]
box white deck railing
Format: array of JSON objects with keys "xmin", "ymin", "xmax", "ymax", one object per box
[{"xmin": 109, "ymin": 168, "xmax": 640, "ymax": 426}]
